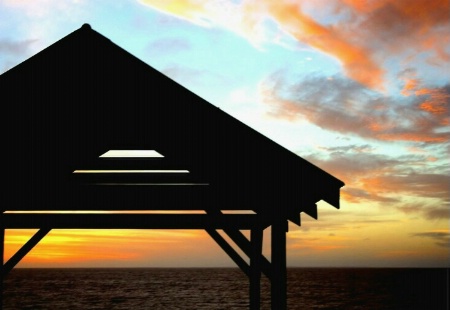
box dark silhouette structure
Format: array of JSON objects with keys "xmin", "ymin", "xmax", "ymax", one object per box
[{"xmin": 0, "ymin": 24, "xmax": 344, "ymax": 309}]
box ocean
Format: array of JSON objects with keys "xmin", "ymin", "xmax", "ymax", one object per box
[{"xmin": 3, "ymin": 268, "xmax": 448, "ymax": 309}]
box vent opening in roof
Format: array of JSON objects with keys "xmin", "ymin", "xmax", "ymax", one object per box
[
  {"xmin": 99, "ymin": 150, "xmax": 164, "ymax": 158},
  {"xmin": 73, "ymin": 170, "xmax": 189, "ymax": 173}
]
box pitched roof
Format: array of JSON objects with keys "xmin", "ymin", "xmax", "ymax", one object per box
[{"xmin": 0, "ymin": 24, "xmax": 344, "ymax": 224}]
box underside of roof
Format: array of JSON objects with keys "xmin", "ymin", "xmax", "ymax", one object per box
[{"xmin": 0, "ymin": 24, "xmax": 344, "ymax": 225}]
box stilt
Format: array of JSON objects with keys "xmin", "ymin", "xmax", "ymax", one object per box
[
  {"xmin": 250, "ymin": 228, "xmax": 263, "ymax": 310},
  {"xmin": 271, "ymin": 219, "xmax": 287, "ymax": 310},
  {"xmin": 1, "ymin": 225, "xmax": 4, "ymax": 309}
]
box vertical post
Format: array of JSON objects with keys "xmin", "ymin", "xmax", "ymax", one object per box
[
  {"xmin": 271, "ymin": 218, "xmax": 287, "ymax": 310},
  {"xmin": 1, "ymin": 222, "xmax": 4, "ymax": 309},
  {"xmin": 250, "ymin": 228, "xmax": 263, "ymax": 310}
]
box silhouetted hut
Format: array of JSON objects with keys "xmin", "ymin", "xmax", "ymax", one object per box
[{"xmin": 0, "ymin": 24, "xmax": 344, "ymax": 309}]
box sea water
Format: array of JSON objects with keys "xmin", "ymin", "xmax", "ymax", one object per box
[{"xmin": 3, "ymin": 268, "xmax": 448, "ymax": 309}]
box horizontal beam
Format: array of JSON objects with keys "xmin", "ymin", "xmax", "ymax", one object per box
[{"xmin": 0, "ymin": 213, "xmax": 269, "ymax": 230}]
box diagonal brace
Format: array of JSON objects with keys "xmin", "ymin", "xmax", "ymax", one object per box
[
  {"xmin": 3, "ymin": 228, "xmax": 51, "ymax": 277},
  {"xmin": 223, "ymin": 228, "xmax": 272, "ymax": 280},
  {"xmin": 205, "ymin": 210, "xmax": 272, "ymax": 280},
  {"xmin": 206, "ymin": 229, "xmax": 250, "ymax": 277}
]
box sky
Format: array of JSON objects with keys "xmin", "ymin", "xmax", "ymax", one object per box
[{"xmin": 0, "ymin": 0, "xmax": 449, "ymax": 268}]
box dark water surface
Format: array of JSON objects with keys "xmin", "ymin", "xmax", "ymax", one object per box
[{"xmin": 3, "ymin": 268, "xmax": 448, "ymax": 309}]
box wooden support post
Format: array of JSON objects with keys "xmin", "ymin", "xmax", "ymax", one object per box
[
  {"xmin": 0, "ymin": 229, "xmax": 3, "ymax": 266},
  {"xmin": 1, "ymin": 226, "xmax": 4, "ymax": 309},
  {"xmin": 250, "ymin": 228, "xmax": 263, "ymax": 310},
  {"xmin": 271, "ymin": 219, "xmax": 287, "ymax": 310}
]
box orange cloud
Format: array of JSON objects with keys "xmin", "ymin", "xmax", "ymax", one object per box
[
  {"xmin": 400, "ymin": 76, "xmax": 450, "ymax": 127},
  {"xmin": 340, "ymin": 0, "xmax": 391, "ymax": 13},
  {"xmin": 401, "ymin": 77, "xmax": 420, "ymax": 96},
  {"xmin": 416, "ymin": 88, "xmax": 450, "ymax": 116},
  {"xmin": 139, "ymin": 0, "xmax": 386, "ymax": 88},
  {"xmin": 261, "ymin": 2, "xmax": 384, "ymax": 89},
  {"xmin": 138, "ymin": 0, "xmax": 448, "ymax": 91}
]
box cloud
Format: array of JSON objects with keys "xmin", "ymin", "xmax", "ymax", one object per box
[
  {"xmin": 341, "ymin": 0, "xmax": 450, "ymax": 61},
  {"xmin": 396, "ymin": 201, "xmax": 449, "ymax": 220},
  {"xmin": 414, "ymin": 85, "xmax": 450, "ymax": 119},
  {"xmin": 318, "ymin": 144, "xmax": 375, "ymax": 154},
  {"xmin": 138, "ymin": 0, "xmax": 384, "ymax": 88},
  {"xmin": 2, "ymin": 0, "xmax": 85, "ymax": 18},
  {"xmin": 139, "ymin": 0, "xmax": 245, "ymax": 30},
  {"xmin": 138, "ymin": 0, "xmax": 449, "ymax": 90},
  {"xmin": 423, "ymin": 207, "xmax": 450, "ymax": 220},
  {"xmin": 252, "ymin": 1, "xmax": 385, "ymax": 89},
  {"xmin": 304, "ymin": 151, "xmax": 397, "ymax": 204},
  {"xmin": 304, "ymin": 148, "xmax": 449, "ymax": 215},
  {"xmin": 146, "ymin": 37, "xmax": 192, "ymax": 56},
  {"xmin": 160, "ymin": 64, "xmax": 226, "ymax": 91},
  {"xmin": 412, "ymin": 231, "xmax": 450, "ymax": 248},
  {"xmin": 0, "ymin": 39, "xmax": 36, "ymax": 55},
  {"xmin": 261, "ymin": 73, "xmax": 450, "ymax": 143},
  {"xmin": 333, "ymin": 0, "xmax": 450, "ymax": 86},
  {"xmin": 0, "ymin": 39, "xmax": 36, "ymax": 73},
  {"xmin": 1, "ymin": 0, "xmax": 88, "ymax": 52},
  {"xmin": 361, "ymin": 173, "xmax": 450, "ymax": 202}
]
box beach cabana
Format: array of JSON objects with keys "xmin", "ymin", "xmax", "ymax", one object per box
[{"xmin": 0, "ymin": 24, "xmax": 344, "ymax": 309}]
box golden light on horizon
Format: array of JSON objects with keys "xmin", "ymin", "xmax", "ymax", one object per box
[{"xmin": 4, "ymin": 229, "xmax": 212, "ymax": 267}]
